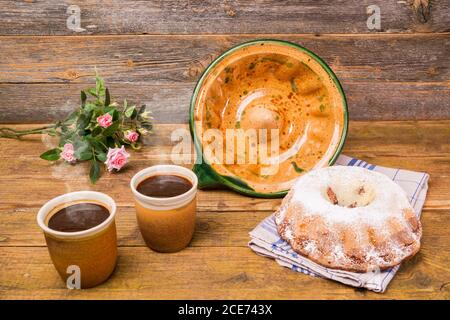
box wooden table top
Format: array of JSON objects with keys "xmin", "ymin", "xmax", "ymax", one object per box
[{"xmin": 0, "ymin": 121, "xmax": 449, "ymax": 299}]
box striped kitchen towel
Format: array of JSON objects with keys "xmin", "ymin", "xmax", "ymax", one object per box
[{"xmin": 248, "ymin": 155, "xmax": 430, "ymax": 293}]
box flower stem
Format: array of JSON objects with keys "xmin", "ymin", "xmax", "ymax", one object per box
[{"xmin": 0, "ymin": 125, "xmax": 56, "ymax": 139}]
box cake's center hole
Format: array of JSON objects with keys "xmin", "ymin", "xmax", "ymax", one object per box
[{"xmin": 325, "ymin": 183, "xmax": 375, "ymax": 208}]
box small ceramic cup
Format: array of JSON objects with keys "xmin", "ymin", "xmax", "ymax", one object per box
[
  {"xmin": 130, "ymin": 165, "xmax": 198, "ymax": 253},
  {"xmin": 37, "ymin": 191, "xmax": 117, "ymax": 289}
]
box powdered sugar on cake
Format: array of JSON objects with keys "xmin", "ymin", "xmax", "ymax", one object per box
[
  {"xmin": 275, "ymin": 166, "xmax": 422, "ymax": 272},
  {"xmin": 290, "ymin": 166, "xmax": 410, "ymax": 226}
]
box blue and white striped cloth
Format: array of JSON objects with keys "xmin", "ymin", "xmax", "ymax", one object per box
[{"xmin": 248, "ymin": 155, "xmax": 429, "ymax": 293}]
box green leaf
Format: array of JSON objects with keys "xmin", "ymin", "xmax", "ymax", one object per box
[
  {"xmin": 86, "ymin": 136, "xmax": 107, "ymax": 152},
  {"xmin": 47, "ymin": 128, "xmax": 59, "ymax": 137},
  {"xmin": 95, "ymin": 76, "xmax": 105, "ymax": 97},
  {"xmin": 291, "ymin": 162, "xmax": 304, "ymax": 173},
  {"xmin": 91, "ymin": 126, "xmax": 102, "ymax": 137},
  {"xmin": 73, "ymin": 139, "xmax": 90, "ymax": 158},
  {"xmin": 111, "ymin": 108, "xmax": 119, "ymax": 121},
  {"xmin": 40, "ymin": 148, "xmax": 61, "ymax": 161},
  {"xmin": 106, "ymin": 136, "xmax": 116, "ymax": 148},
  {"xmin": 105, "ymin": 88, "xmax": 111, "ymax": 106},
  {"xmin": 138, "ymin": 105, "xmax": 146, "ymax": 115},
  {"xmin": 89, "ymin": 160, "xmax": 101, "ymax": 184},
  {"xmin": 125, "ymin": 105, "xmax": 136, "ymax": 118},
  {"xmin": 82, "ymin": 102, "xmax": 98, "ymax": 115},
  {"xmin": 141, "ymin": 122, "xmax": 153, "ymax": 130},
  {"xmin": 77, "ymin": 150, "xmax": 93, "ymax": 161},
  {"xmin": 80, "ymin": 90, "xmax": 87, "ymax": 106},
  {"xmin": 58, "ymin": 131, "xmax": 76, "ymax": 147},
  {"xmin": 96, "ymin": 151, "xmax": 107, "ymax": 162},
  {"xmin": 58, "ymin": 138, "xmax": 67, "ymax": 147},
  {"xmin": 76, "ymin": 114, "xmax": 88, "ymax": 130},
  {"xmin": 65, "ymin": 109, "xmax": 79, "ymax": 124},
  {"xmin": 130, "ymin": 142, "xmax": 142, "ymax": 150},
  {"xmin": 102, "ymin": 121, "xmax": 119, "ymax": 137},
  {"xmin": 104, "ymin": 105, "xmax": 113, "ymax": 113},
  {"xmin": 83, "ymin": 102, "xmax": 96, "ymax": 113},
  {"xmin": 77, "ymin": 129, "xmax": 88, "ymax": 136},
  {"xmin": 104, "ymin": 107, "xmax": 119, "ymax": 121},
  {"xmin": 87, "ymin": 87, "xmax": 98, "ymax": 97}
]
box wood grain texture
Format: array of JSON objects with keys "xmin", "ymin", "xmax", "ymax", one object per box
[
  {"xmin": 0, "ymin": 34, "xmax": 449, "ymax": 122},
  {"xmin": 2, "ymin": 34, "xmax": 449, "ymax": 83},
  {"xmin": 1, "ymin": 81, "xmax": 449, "ymax": 123},
  {"xmin": 0, "ymin": 0, "xmax": 448, "ymax": 35},
  {"xmin": 0, "ymin": 120, "xmax": 449, "ymax": 299},
  {"xmin": 0, "ymin": 246, "xmax": 449, "ymax": 300},
  {"xmin": 0, "ymin": 205, "xmax": 448, "ymax": 248}
]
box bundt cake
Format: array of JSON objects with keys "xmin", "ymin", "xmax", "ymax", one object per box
[{"xmin": 275, "ymin": 166, "xmax": 422, "ymax": 272}]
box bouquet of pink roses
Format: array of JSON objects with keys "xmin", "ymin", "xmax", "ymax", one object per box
[{"xmin": 0, "ymin": 75, "xmax": 152, "ymax": 183}]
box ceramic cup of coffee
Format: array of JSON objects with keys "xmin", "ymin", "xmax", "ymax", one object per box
[
  {"xmin": 130, "ymin": 165, "xmax": 198, "ymax": 253},
  {"xmin": 37, "ymin": 191, "xmax": 117, "ymax": 288}
]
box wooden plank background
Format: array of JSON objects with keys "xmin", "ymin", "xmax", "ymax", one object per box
[
  {"xmin": 0, "ymin": 0, "xmax": 449, "ymax": 35},
  {"xmin": 0, "ymin": 1, "xmax": 449, "ymax": 123}
]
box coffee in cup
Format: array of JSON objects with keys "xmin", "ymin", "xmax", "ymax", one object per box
[
  {"xmin": 37, "ymin": 191, "xmax": 117, "ymax": 288},
  {"xmin": 130, "ymin": 165, "xmax": 198, "ymax": 253}
]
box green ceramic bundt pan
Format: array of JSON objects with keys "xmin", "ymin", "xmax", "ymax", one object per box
[{"xmin": 189, "ymin": 39, "xmax": 349, "ymax": 198}]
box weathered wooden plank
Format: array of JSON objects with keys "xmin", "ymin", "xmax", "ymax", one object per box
[
  {"xmin": 1, "ymin": 81, "xmax": 449, "ymax": 123},
  {"xmin": 0, "ymin": 83, "xmax": 194, "ymax": 124},
  {"xmin": 0, "ymin": 151, "xmax": 447, "ymax": 177},
  {"xmin": 0, "ymin": 153, "xmax": 446, "ymax": 209},
  {"xmin": 1, "ymin": 34, "xmax": 449, "ymax": 83},
  {"xmin": 0, "ymin": 166, "xmax": 446, "ymax": 211},
  {"xmin": 0, "ymin": 173, "xmax": 445, "ymax": 213},
  {"xmin": 0, "ymin": 0, "xmax": 448, "ymax": 35},
  {"xmin": 0, "ymin": 247, "xmax": 448, "ymax": 299}
]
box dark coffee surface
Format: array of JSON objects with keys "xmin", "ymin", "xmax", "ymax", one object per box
[
  {"xmin": 48, "ymin": 203, "xmax": 110, "ymax": 232},
  {"xmin": 137, "ymin": 174, "xmax": 193, "ymax": 198}
]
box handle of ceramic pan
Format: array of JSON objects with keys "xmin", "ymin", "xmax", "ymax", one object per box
[{"xmin": 192, "ymin": 162, "xmax": 223, "ymax": 189}]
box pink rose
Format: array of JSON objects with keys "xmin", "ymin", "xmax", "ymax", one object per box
[
  {"xmin": 105, "ymin": 146, "xmax": 130, "ymax": 172},
  {"xmin": 97, "ymin": 113, "xmax": 113, "ymax": 128},
  {"xmin": 61, "ymin": 143, "xmax": 76, "ymax": 164},
  {"xmin": 125, "ymin": 130, "xmax": 139, "ymax": 143}
]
